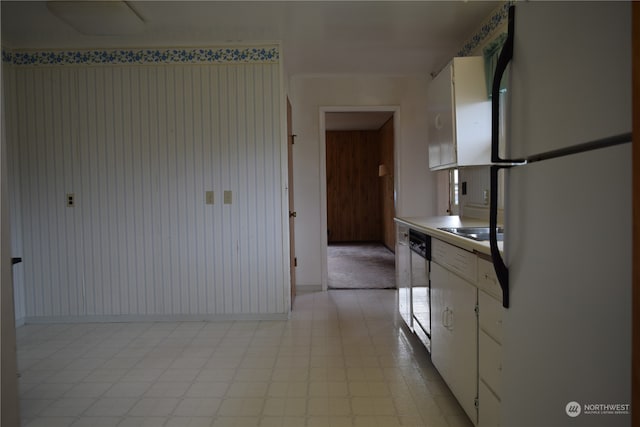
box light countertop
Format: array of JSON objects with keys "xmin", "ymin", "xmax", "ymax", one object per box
[{"xmin": 394, "ymin": 215, "xmax": 504, "ymax": 257}]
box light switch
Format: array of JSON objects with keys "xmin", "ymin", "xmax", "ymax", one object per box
[
  {"xmin": 224, "ymin": 190, "xmax": 232, "ymax": 205},
  {"xmin": 66, "ymin": 193, "xmax": 75, "ymax": 207},
  {"xmin": 205, "ymin": 191, "xmax": 214, "ymax": 205}
]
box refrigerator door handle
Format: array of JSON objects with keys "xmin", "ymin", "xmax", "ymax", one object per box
[
  {"xmin": 491, "ymin": 5, "xmax": 524, "ymax": 164},
  {"xmin": 489, "ymin": 4, "xmax": 518, "ymax": 309},
  {"xmin": 490, "ymin": 165, "xmax": 509, "ymax": 308}
]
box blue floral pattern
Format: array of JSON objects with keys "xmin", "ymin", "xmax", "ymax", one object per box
[
  {"xmin": 2, "ymin": 46, "xmax": 279, "ymax": 66},
  {"xmin": 457, "ymin": 1, "xmax": 512, "ymax": 58}
]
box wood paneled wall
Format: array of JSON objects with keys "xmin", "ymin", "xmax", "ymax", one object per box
[
  {"xmin": 4, "ymin": 59, "xmax": 287, "ymax": 320},
  {"xmin": 378, "ymin": 118, "xmax": 395, "ymax": 251},
  {"xmin": 326, "ymin": 130, "xmax": 381, "ymax": 242}
]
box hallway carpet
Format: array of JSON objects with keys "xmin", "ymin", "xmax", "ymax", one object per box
[{"xmin": 327, "ymin": 243, "xmax": 396, "ymax": 290}]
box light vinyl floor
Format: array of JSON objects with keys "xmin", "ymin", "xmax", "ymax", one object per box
[{"xmin": 17, "ymin": 290, "xmax": 472, "ymax": 427}]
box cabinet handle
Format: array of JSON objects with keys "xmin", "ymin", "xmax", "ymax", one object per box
[
  {"xmin": 434, "ymin": 113, "xmax": 443, "ymax": 130},
  {"xmin": 442, "ymin": 307, "xmax": 453, "ymax": 330},
  {"xmin": 442, "ymin": 307, "xmax": 454, "ymax": 331},
  {"xmin": 483, "ymin": 272, "xmax": 498, "ymax": 285}
]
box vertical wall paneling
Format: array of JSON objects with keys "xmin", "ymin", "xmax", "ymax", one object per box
[
  {"xmin": 5, "ymin": 48, "xmax": 285, "ymax": 320},
  {"xmin": 192, "ymin": 66, "xmax": 205, "ymax": 316}
]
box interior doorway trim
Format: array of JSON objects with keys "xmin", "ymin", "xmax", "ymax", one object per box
[{"xmin": 319, "ymin": 105, "xmax": 401, "ymax": 291}]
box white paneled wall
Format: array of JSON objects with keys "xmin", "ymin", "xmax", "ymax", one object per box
[{"xmin": 4, "ymin": 54, "xmax": 287, "ymax": 321}]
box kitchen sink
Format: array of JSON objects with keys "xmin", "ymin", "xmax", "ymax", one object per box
[{"xmin": 437, "ymin": 226, "xmax": 504, "ymax": 242}]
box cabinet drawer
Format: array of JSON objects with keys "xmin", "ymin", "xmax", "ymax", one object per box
[
  {"xmin": 479, "ymin": 290, "xmax": 503, "ymax": 343},
  {"xmin": 477, "ymin": 258, "xmax": 501, "ymax": 300},
  {"xmin": 432, "ymin": 239, "xmax": 477, "ymax": 282},
  {"xmin": 479, "ymin": 380, "xmax": 501, "ymax": 427},
  {"xmin": 479, "ymin": 330, "xmax": 502, "ymax": 397}
]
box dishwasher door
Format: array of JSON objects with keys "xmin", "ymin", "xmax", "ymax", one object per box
[
  {"xmin": 396, "ymin": 224, "xmax": 412, "ymax": 330},
  {"xmin": 411, "ymin": 250, "xmax": 430, "ymax": 352},
  {"xmin": 409, "ymin": 229, "xmax": 431, "ymax": 352}
]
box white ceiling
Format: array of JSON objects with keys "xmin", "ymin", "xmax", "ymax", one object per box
[{"xmin": 1, "ymin": 0, "xmax": 501, "ymax": 76}]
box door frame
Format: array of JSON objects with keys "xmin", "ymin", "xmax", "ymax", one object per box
[
  {"xmin": 287, "ymin": 97, "xmax": 296, "ymax": 307},
  {"xmin": 632, "ymin": 1, "xmax": 638, "ymax": 422},
  {"xmin": 319, "ymin": 105, "xmax": 400, "ymax": 291}
]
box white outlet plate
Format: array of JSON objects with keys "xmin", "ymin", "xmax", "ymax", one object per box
[{"xmin": 205, "ymin": 191, "xmax": 214, "ymax": 205}]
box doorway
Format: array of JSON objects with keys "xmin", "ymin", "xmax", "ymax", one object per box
[{"xmin": 320, "ymin": 108, "xmax": 398, "ymax": 290}]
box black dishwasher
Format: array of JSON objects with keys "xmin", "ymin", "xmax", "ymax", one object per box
[{"xmin": 409, "ymin": 229, "xmax": 431, "ymax": 352}]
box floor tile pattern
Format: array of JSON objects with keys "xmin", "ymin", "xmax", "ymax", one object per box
[{"xmin": 17, "ymin": 290, "xmax": 472, "ymax": 427}]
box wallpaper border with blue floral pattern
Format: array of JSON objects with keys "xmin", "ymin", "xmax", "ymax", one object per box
[
  {"xmin": 2, "ymin": 46, "xmax": 279, "ymax": 67},
  {"xmin": 457, "ymin": 1, "xmax": 511, "ymax": 58}
]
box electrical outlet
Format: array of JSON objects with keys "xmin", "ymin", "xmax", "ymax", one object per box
[
  {"xmin": 205, "ymin": 191, "xmax": 214, "ymax": 205},
  {"xmin": 66, "ymin": 193, "xmax": 75, "ymax": 207},
  {"xmin": 224, "ymin": 190, "xmax": 232, "ymax": 205}
]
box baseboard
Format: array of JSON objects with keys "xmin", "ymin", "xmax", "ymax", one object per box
[{"xmin": 22, "ymin": 312, "xmax": 289, "ymax": 324}]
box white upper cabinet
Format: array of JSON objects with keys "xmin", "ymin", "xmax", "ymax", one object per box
[{"xmin": 428, "ymin": 57, "xmax": 492, "ymax": 170}]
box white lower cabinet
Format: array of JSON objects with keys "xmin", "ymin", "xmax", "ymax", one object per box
[
  {"xmin": 400, "ymin": 235, "xmax": 503, "ymax": 427},
  {"xmin": 479, "ymin": 380, "xmax": 501, "ymax": 427},
  {"xmin": 478, "ymin": 289, "xmax": 503, "ymax": 427},
  {"xmin": 431, "ymin": 261, "xmax": 478, "ymax": 425}
]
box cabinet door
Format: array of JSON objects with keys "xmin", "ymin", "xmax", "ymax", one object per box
[
  {"xmin": 478, "ymin": 290, "xmax": 502, "ymax": 427},
  {"xmin": 430, "ymin": 262, "xmax": 450, "ymax": 379},
  {"xmin": 396, "ymin": 225, "xmax": 411, "ymax": 329},
  {"xmin": 427, "ymin": 63, "xmax": 455, "ymax": 169},
  {"xmin": 479, "ymin": 381, "xmax": 501, "ymax": 427},
  {"xmin": 448, "ymin": 272, "xmax": 479, "ymax": 425},
  {"xmin": 432, "ymin": 261, "xmax": 479, "ymax": 425}
]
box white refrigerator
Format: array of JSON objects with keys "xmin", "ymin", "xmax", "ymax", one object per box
[{"xmin": 488, "ymin": 3, "xmax": 632, "ymax": 427}]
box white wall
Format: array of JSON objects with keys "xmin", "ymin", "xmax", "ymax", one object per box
[
  {"xmin": 288, "ymin": 74, "xmax": 435, "ymax": 289},
  {"xmin": 4, "ymin": 47, "xmax": 290, "ymax": 320}
]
